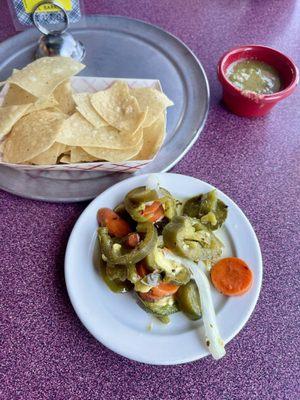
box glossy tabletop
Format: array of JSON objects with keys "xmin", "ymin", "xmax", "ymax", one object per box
[{"xmin": 0, "ymin": 1, "xmax": 299, "ymax": 399}]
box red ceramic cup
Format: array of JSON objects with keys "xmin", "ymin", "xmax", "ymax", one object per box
[{"xmin": 217, "ymin": 45, "xmax": 299, "ymax": 117}]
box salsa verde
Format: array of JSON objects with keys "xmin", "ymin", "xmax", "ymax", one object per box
[{"xmin": 226, "ymin": 59, "xmax": 281, "ymax": 94}]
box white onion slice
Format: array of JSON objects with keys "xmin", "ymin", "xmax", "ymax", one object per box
[
  {"xmin": 163, "ymin": 250, "xmax": 226, "ymax": 360},
  {"xmin": 146, "ymin": 174, "xmax": 167, "ymax": 199},
  {"xmin": 146, "ymin": 174, "xmax": 160, "ymax": 193}
]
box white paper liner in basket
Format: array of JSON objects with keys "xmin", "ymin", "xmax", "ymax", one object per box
[{"xmin": 0, "ymin": 77, "xmax": 164, "ymax": 173}]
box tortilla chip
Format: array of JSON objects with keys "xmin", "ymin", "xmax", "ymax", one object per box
[
  {"xmin": 3, "ymin": 83, "xmax": 36, "ymax": 106},
  {"xmin": 25, "ymin": 96, "xmax": 58, "ymax": 114},
  {"xmin": 90, "ymin": 81, "xmax": 146, "ymax": 132},
  {"xmin": 57, "ymin": 112, "xmax": 143, "ymax": 149},
  {"xmin": 59, "ymin": 154, "xmax": 71, "ymax": 163},
  {"xmin": 3, "ymin": 110, "xmax": 66, "ymax": 163},
  {"xmin": 0, "ymin": 104, "xmax": 32, "ymax": 140},
  {"xmin": 6, "ymin": 56, "xmax": 85, "ymax": 97},
  {"xmin": 130, "ymin": 87, "xmax": 173, "ymax": 127},
  {"xmin": 69, "ymin": 147, "xmax": 99, "ymax": 163},
  {"xmin": 28, "ymin": 143, "xmax": 66, "ymax": 165},
  {"xmin": 83, "ymin": 140, "xmax": 143, "ymax": 162},
  {"xmin": 73, "ymin": 92, "xmax": 108, "ymax": 127},
  {"xmin": 0, "ymin": 140, "xmax": 5, "ymax": 153},
  {"xmin": 133, "ymin": 113, "xmax": 165, "ymax": 160},
  {"xmin": 53, "ymin": 80, "xmax": 75, "ymax": 115},
  {"xmin": 2, "ymin": 83, "xmax": 58, "ymax": 114}
]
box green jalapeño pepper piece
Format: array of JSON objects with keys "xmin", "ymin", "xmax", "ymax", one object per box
[
  {"xmin": 127, "ymin": 263, "xmax": 140, "ymax": 284},
  {"xmin": 163, "ymin": 267, "xmax": 191, "ymax": 285},
  {"xmin": 98, "ymin": 222, "xmax": 158, "ymax": 265},
  {"xmin": 163, "ymin": 216, "xmax": 223, "ymax": 262},
  {"xmin": 124, "ymin": 186, "xmax": 177, "ymax": 222},
  {"xmin": 140, "ymin": 300, "xmax": 179, "ymax": 318},
  {"xmin": 183, "ymin": 190, "xmax": 228, "ymax": 230},
  {"xmin": 98, "ymin": 254, "xmax": 132, "ymax": 293},
  {"xmin": 124, "ymin": 186, "xmax": 158, "ymax": 222},
  {"xmin": 106, "ymin": 263, "xmax": 127, "ymax": 281},
  {"xmin": 158, "ymin": 188, "xmax": 177, "ymax": 220},
  {"xmin": 176, "ymin": 280, "xmax": 201, "ymax": 320},
  {"xmin": 137, "ymin": 295, "xmax": 179, "ymax": 321}
]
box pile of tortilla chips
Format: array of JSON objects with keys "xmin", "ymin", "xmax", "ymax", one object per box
[{"xmin": 0, "ymin": 57, "xmax": 173, "ymax": 165}]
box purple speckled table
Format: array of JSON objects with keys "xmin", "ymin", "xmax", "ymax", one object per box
[{"xmin": 1, "ymin": 1, "xmax": 299, "ymax": 399}]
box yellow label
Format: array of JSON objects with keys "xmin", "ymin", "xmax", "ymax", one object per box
[{"xmin": 22, "ymin": 0, "xmax": 73, "ymax": 13}]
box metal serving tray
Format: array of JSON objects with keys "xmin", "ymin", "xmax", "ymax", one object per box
[{"xmin": 0, "ymin": 15, "xmax": 209, "ymax": 202}]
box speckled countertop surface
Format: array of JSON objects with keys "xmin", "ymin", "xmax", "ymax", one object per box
[{"xmin": 1, "ymin": 1, "xmax": 299, "ymax": 399}]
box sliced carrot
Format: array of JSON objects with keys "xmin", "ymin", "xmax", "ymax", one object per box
[
  {"xmin": 136, "ymin": 260, "xmax": 179, "ymax": 301},
  {"xmin": 210, "ymin": 257, "xmax": 253, "ymax": 296},
  {"xmin": 97, "ymin": 208, "xmax": 131, "ymax": 238},
  {"xmin": 124, "ymin": 232, "xmax": 140, "ymax": 248},
  {"xmin": 147, "ymin": 204, "xmax": 165, "ymax": 222},
  {"xmin": 139, "ymin": 291, "xmax": 162, "ymax": 302},
  {"xmin": 139, "ymin": 282, "xmax": 179, "ymax": 302},
  {"xmin": 139, "ymin": 283, "xmax": 179, "ymax": 302},
  {"xmin": 142, "ymin": 201, "xmax": 161, "ymax": 216},
  {"xmin": 151, "ymin": 282, "xmax": 179, "ymax": 297},
  {"xmin": 141, "ymin": 201, "xmax": 165, "ymax": 222}
]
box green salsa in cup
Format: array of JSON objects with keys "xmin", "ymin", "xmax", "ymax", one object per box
[{"xmin": 226, "ymin": 59, "xmax": 281, "ymax": 94}]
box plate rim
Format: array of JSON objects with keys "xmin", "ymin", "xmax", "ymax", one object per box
[{"xmin": 64, "ymin": 172, "xmax": 263, "ymax": 365}]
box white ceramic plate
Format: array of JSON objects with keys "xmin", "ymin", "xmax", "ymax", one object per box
[{"xmin": 65, "ymin": 173, "xmax": 263, "ymax": 365}]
